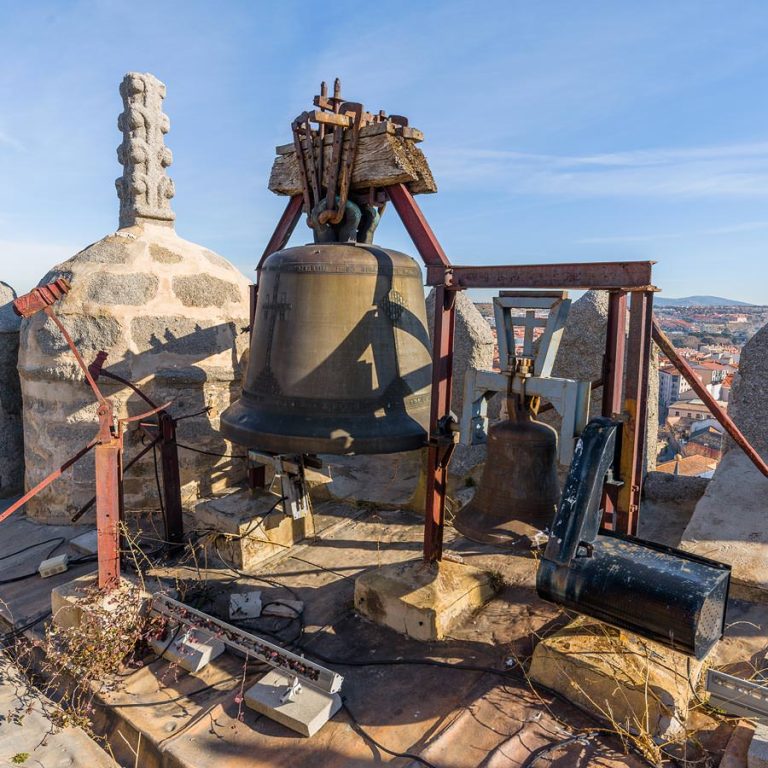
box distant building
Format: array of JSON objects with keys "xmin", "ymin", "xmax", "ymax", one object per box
[
  {"xmin": 656, "ymin": 454, "xmax": 717, "ymax": 478},
  {"xmin": 668, "ymin": 397, "xmax": 725, "ymax": 421},
  {"xmin": 683, "ymin": 425, "xmax": 723, "ymax": 461},
  {"xmin": 658, "ymin": 365, "xmax": 692, "ymax": 419}
]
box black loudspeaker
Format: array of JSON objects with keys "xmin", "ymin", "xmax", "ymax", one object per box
[{"xmin": 536, "ymin": 418, "xmax": 731, "ymax": 660}]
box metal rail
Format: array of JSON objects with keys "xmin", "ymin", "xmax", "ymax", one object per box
[{"xmin": 152, "ymin": 594, "xmax": 343, "ymax": 694}]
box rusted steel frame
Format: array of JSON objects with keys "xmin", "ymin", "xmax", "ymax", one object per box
[
  {"xmin": 256, "ymin": 194, "xmax": 304, "ymax": 272},
  {"xmin": 95, "ymin": 435, "xmax": 122, "ymax": 590},
  {"xmin": 385, "ymin": 183, "xmax": 455, "ymax": 561},
  {"xmin": 424, "ymin": 286, "xmax": 457, "ymax": 561},
  {"xmin": 653, "ymin": 321, "xmax": 768, "ymax": 479},
  {"xmin": 426, "ymin": 262, "xmax": 656, "ymax": 290},
  {"xmin": 71, "ymin": 436, "xmax": 159, "ymax": 523},
  {"xmin": 386, "ymin": 184, "xmax": 451, "ymax": 267},
  {"xmin": 248, "ymin": 194, "xmax": 304, "ymax": 491},
  {"xmin": 158, "ymin": 412, "xmax": 184, "ymax": 548},
  {"xmin": 600, "ymin": 291, "xmax": 627, "ymax": 528},
  {"xmin": 615, "ymin": 291, "xmax": 654, "ymax": 535},
  {"xmin": 0, "ymin": 441, "xmax": 96, "ymax": 525}
]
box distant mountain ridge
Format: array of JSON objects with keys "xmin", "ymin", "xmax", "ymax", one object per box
[{"xmin": 654, "ymin": 295, "xmax": 753, "ymax": 307}]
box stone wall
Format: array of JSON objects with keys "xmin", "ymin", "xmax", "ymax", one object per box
[
  {"xmin": 18, "ymin": 226, "xmax": 251, "ymax": 522},
  {"xmin": 725, "ymin": 322, "xmax": 768, "ymax": 459},
  {"xmin": 0, "ymin": 282, "xmax": 23, "ymax": 497}
]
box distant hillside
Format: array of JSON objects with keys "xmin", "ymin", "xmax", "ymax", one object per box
[{"xmin": 654, "ymin": 295, "xmax": 753, "ymax": 307}]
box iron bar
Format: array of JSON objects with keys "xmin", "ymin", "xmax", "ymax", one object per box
[
  {"xmin": 616, "ymin": 291, "xmax": 653, "ymax": 535},
  {"xmin": 384, "ymin": 183, "xmax": 455, "ymax": 562},
  {"xmin": 426, "ymin": 262, "xmax": 656, "ymax": 291},
  {"xmin": 652, "ymin": 321, "xmax": 768, "ymax": 479},
  {"xmin": 387, "ymin": 184, "xmax": 450, "ymax": 267},
  {"xmin": 0, "ymin": 441, "xmax": 96, "ymax": 525}
]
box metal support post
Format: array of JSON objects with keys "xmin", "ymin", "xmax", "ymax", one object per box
[
  {"xmin": 95, "ymin": 402, "xmax": 121, "ymax": 590},
  {"xmin": 615, "ymin": 290, "xmax": 654, "ymax": 535},
  {"xmin": 386, "ymin": 184, "xmax": 455, "ymax": 562},
  {"xmin": 159, "ymin": 411, "xmax": 184, "ymax": 548},
  {"xmin": 601, "ymin": 291, "xmax": 626, "ymax": 527},
  {"xmin": 247, "ymin": 195, "xmax": 303, "ymax": 492}
]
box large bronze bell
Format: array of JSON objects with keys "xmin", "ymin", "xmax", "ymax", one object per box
[
  {"xmin": 453, "ymin": 393, "xmax": 560, "ymax": 546},
  {"xmin": 221, "ymin": 241, "xmax": 432, "ymax": 455}
]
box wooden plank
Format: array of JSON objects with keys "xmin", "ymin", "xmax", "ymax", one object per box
[{"xmin": 269, "ymin": 128, "xmax": 436, "ymax": 197}]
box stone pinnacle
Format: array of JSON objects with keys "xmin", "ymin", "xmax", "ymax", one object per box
[{"xmin": 115, "ymin": 72, "xmax": 176, "ymax": 229}]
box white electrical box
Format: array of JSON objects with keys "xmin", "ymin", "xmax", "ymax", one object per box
[{"xmin": 39, "ymin": 554, "xmax": 69, "ymax": 578}]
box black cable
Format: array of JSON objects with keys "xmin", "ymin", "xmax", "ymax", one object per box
[
  {"xmin": 0, "ymin": 537, "xmax": 65, "ymax": 562},
  {"xmin": 520, "ymin": 733, "xmax": 597, "ymax": 768},
  {"xmin": 176, "ymin": 443, "xmax": 246, "ymax": 460},
  {"xmin": 342, "ymin": 699, "xmax": 441, "ymax": 768},
  {"xmin": 0, "ymin": 553, "xmax": 97, "ymax": 585}
]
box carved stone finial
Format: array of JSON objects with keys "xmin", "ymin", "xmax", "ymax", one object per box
[{"xmin": 115, "ymin": 72, "xmax": 175, "ymax": 229}]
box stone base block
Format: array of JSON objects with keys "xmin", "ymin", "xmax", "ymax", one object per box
[
  {"xmin": 244, "ymin": 669, "xmax": 341, "ymax": 737},
  {"xmin": 195, "ymin": 487, "xmax": 314, "ymax": 570},
  {"xmin": 529, "ymin": 616, "xmax": 703, "ymax": 740},
  {"xmin": 150, "ymin": 628, "xmax": 225, "ymax": 673},
  {"xmin": 354, "ymin": 559, "xmax": 496, "ymax": 641},
  {"xmin": 681, "ymin": 451, "xmax": 768, "ymax": 601},
  {"xmin": 51, "ymin": 572, "xmax": 152, "ymax": 630}
]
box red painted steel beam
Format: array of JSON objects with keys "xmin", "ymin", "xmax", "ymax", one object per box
[
  {"xmin": 386, "ymin": 184, "xmax": 450, "ymax": 267},
  {"xmin": 426, "ymin": 262, "xmax": 656, "ymax": 291},
  {"xmin": 385, "ymin": 183, "xmax": 454, "ymax": 562},
  {"xmin": 257, "ymin": 194, "xmax": 304, "ymax": 271},
  {"xmin": 0, "ymin": 442, "xmax": 96, "ymax": 525},
  {"xmin": 652, "ymin": 321, "xmax": 768, "ymax": 479},
  {"xmin": 600, "ymin": 291, "xmax": 627, "ymax": 528},
  {"xmin": 95, "ymin": 437, "xmax": 121, "ymax": 590},
  {"xmin": 615, "ymin": 291, "xmax": 654, "ymax": 535}
]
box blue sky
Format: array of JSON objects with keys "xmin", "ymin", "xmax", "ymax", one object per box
[{"xmin": 2, "ymin": 1, "xmax": 768, "ymax": 302}]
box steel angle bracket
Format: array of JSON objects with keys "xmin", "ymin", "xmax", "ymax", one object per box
[
  {"xmin": 152, "ymin": 593, "xmax": 343, "ymax": 694},
  {"xmin": 460, "ymin": 368, "xmax": 590, "ymax": 465}
]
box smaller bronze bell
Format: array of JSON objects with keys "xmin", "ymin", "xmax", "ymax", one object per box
[{"xmin": 453, "ymin": 393, "xmax": 560, "ymax": 546}]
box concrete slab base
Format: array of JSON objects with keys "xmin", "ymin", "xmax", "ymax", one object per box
[
  {"xmin": 750, "ymin": 723, "xmax": 768, "ymax": 768},
  {"xmin": 529, "ymin": 616, "xmax": 704, "ymax": 740},
  {"xmin": 195, "ymin": 487, "xmax": 314, "ymax": 570},
  {"xmin": 150, "ymin": 627, "xmax": 225, "ymax": 673},
  {"xmin": 354, "ymin": 558, "xmax": 496, "ymax": 641},
  {"xmin": 244, "ymin": 669, "xmax": 342, "ymax": 737},
  {"xmin": 681, "ymin": 452, "xmax": 768, "ymax": 601},
  {"xmin": 51, "ymin": 571, "xmax": 152, "ymax": 630}
]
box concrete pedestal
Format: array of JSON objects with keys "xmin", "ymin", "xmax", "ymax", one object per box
[
  {"xmin": 195, "ymin": 487, "xmax": 314, "ymax": 570},
  {"xmin": 244, "ymin": 669, "xmax": 341, "ymax": 737},
  {"xmin": 529, "ymin": 616, "xmax": 703, "ymax": 740},
  {"xmin": 51, "ymin": 572, "xmax": 153, "ymax": 630},
  {"xmin": 354, "ymin": 558, "xmax": 496, "ymax": 641}
]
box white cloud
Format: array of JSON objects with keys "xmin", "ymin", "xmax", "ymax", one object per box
[{"xmin": 429, "ymin": 141, "xmax": 768, "ymax": 198}]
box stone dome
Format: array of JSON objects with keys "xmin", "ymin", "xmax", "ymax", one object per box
[{"xmin": 18, "ymin": 222, "xmax": 251, "ymax": 522}]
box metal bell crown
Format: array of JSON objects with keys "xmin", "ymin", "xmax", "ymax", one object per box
[{"xmin": 220, "ymin": 240, "xmax": 433, "ymax": 455}]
